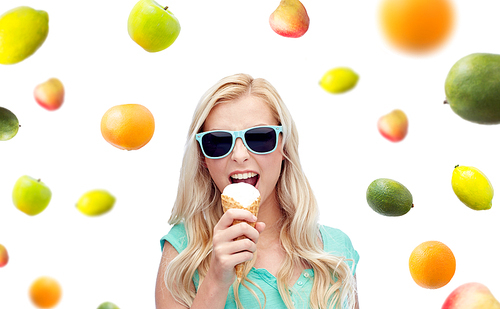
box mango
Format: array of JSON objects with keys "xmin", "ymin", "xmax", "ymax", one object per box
[
  {"xmin": 445, "ymin": 53, "xmax": 500, "ymax": 124},
  {"xmin": 0, "ymin": 6, "xmax": 49, "ymax": 65}
]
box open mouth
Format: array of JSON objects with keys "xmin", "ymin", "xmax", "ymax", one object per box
[{"xmin": 230, "ymin": 172, "xmax": 259, "ymax": 187}]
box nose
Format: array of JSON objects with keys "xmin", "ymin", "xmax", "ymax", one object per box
[{"xmin": 230, "ymin": 137, "xmax": 249, "ymax": 162}]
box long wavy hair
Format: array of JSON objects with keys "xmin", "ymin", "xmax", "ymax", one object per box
[{"xmin": 164, "ymin": 73, "xmax": 357, "ymax": 309}]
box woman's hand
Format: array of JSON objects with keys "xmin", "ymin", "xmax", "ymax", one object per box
[{"xmin": 208, "ymin": 209, "xmax": 266, "ymax": 287}]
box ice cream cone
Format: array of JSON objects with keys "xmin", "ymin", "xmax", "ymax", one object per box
[{"xmin": 221, "ymin": 194, "xmax": 261, "ymax": 282}]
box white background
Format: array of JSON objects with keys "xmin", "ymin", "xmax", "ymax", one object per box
[{"xmin": 1, "ymin": 0, "xmax": 499, "ymax": 308}]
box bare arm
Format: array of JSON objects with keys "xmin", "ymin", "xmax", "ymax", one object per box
[
  {"xmin": 155, "ymin": 242, "xmax": 231, "ymax": 309},
  {"xmin": 155, "ymin": 209, "xmax": 265, "ymax": 309},
  {"xmin": 354, "ymin": 274, "xmax": 360, "ymax": 309},
  {"xmin": 155, "ymin": 241, "xmax": 191, "ymax": 309}
]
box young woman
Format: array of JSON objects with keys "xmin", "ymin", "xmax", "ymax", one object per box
[{"xmin": 155, "ymin": 73, "xmax": 359, "ymax": 309}]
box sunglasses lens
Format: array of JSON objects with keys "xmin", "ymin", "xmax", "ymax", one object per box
[
  {"xmin": 202, "ymin": 132, "xmax": 233, "ymax": 158},
  {"xmin": 245, "ymin": 127, "xmax": 277, "ymax": 153}
]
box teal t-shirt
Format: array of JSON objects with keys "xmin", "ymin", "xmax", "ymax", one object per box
[{"xmin": 160, "ymin": 223, "xmax": 359, "ymax": 309}]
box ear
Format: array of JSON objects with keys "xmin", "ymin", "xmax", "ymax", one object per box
[
  {"xmin": 201, "ymin": 157, "xmax": 208, "ymax": 168},
  {"xmin": 278, "ymin": 136, "xmax": 286, "ymax": 161}
]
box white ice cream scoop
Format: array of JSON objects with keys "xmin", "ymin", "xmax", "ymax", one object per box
[{"xmin": 222, "ymin": 183, "xmax": 260, "ymax": 208}]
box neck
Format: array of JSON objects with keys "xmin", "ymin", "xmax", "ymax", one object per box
[{"xmin": 256, "ymin": 191, "xmax": 283, "ymax": 246}]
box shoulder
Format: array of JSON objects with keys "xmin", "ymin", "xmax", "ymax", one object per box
[
  {"xmin": 319, "ymin": 224, "xmax": 360, "ymax": 274},
  {"xmin": 319, "ymin": 224, "xmax": 357, "ymax": 256},
  {"xmin": 156, "ymin": 234, "xmax": 195, "ymax": 309},
  {"xmin": 160, "ymin": 223, "xmax": 188, "ymax": 253}
]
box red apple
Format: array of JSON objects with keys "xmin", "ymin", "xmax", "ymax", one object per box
[
  {"xmin": 0, "ymin": 244, "xmax": 8, "ymax": 267},
  {"xmin": 377, "ymin": 109, "xmax": 408, "ymax": 142},
  {"xmin": 269, "ymin": 0, "xmax": 309, "ymax": 38},
  {"xmin": 442, "ymin": 282, "xmax": 500, "ymax": 309},
  {"xmin": 34, "ymin": 78, "xmax": 65, "ymax": 111}
]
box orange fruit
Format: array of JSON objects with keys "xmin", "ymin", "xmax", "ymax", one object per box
[
  {"xmin": 409, "ymin": 240, "xmax": 456, "ymax": 289},
  {"xmin": 100, "ymin": 104, "xmax": 155, "ymax": 150},
  {"xmin": 29, "ymin": 276, "xmax": 62, "ymax": 308},
  {"xmin": 379, "ymin": 0, "xmax": 455, "ymax": 53}
]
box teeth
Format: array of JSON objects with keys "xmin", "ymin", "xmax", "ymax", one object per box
[{"xmin": 231, "ymin": 172, "xmax": 257, "ymax": 180}]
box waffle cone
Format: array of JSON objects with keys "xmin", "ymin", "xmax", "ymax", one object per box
[{"xmin": 221, "ymin": 194, "xmax": 261, "ymax": 282}]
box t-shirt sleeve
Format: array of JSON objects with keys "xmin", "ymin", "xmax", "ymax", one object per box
[
  {"xmin": 160, "ymin": 223, "xmax": 188, "ymax": 253},
  {"xmin": 319, "ymin": 225, "xmax": 360, "ymax": 275},
  {"xmin": 159, "ymin": 223, "xmax": 201, "ymax": 290}
]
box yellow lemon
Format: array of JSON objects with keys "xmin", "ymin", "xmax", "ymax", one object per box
[
  {"xmin": 0, "ymin": 6, "xmax": 49, "ymax": 65},
  {"xmin": 452, "ymin": 165, "xmax": 493, "ymax": 210},
  {"xmin": 319, "ymin": 67, "xmax": 359, "ymax": 94},
  {"xmin": 76, "ymin": 190, "xmax": 116, "ymax": 216}
]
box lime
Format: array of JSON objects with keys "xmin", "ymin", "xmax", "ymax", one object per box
[
  {"xmin": 366, "ymin": 178, "xmax": 413, "ymax": 216},
  {"xmin": 76, "ymin": 189, "xmax": 116, "ymax": 216},
  {"xmin": 97, "ymin": 302, "xmax": 120, "ymax": 309},
  {"xmin": 452, "ymin": 165, "xmax": 493, "ymax": 210},
  {"xmin": 0, "ymin": 107, "xmax": 19, "ymax": 141},
  {"xmin": 319, "ymin": 67, "xmax": 359, "ymax": 94}
]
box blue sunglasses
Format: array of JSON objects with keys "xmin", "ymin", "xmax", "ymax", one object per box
[{"xmin": 196, "ymin": 125, "xmax": 283, "ymax": 159}]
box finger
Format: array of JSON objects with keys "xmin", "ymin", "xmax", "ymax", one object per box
[
  {"xmin": 212, "ymin": 241, "xmax": 255, "ymax": 265},
  {"xmin": 225, "ymin": 222, "xmax": 260, "ymax": 243},
  {"xmin": 255, "ymin": 222, "xmax": 266, "ymax": 234},
  {"xmin": 231, "ymin": 251, "xmax": 254, "ymax": 266},
  {"xmin": 215, "ymin": 209, "xmax": 257, "ymax": 230},
  {"xmin": 230, "ymin": 238, "xmax": 257, "ymax": 254}
]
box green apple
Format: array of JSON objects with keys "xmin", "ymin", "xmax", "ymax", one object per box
[
  {"xmin": 12, "ymin": 175, "xmax": 52, "ymax": 216},
  {"xmin": 97, "ymin": 302, "xmax": 120, "ymax": 309},
  {"xmin": 127, "ymin": 0, "xmax": 181, "ymax": 52}
]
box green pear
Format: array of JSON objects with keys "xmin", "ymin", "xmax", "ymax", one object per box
[
  {"xmin": 0, "ymin": 6, "xmax": 49, "ymax": 65},
  {"xmin": 12, "ymin": 175, "xmax": 52, "ymax": 216},
  {"xmin": 127, "ymin": 0, "xmax": 181, "ymax": 52},
  {"xmin": 0, "ymin": 107, "xmax": 20, "ymax": 141}
]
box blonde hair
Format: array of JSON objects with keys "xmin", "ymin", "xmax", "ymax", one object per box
[{"xmin": 165, "ymin": 73, "xmax": 357, "ymax": 309}]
